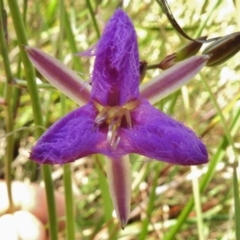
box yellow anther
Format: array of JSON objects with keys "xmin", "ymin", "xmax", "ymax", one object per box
[{"xmin": 93, "ymin": 100, "xmax": 139, "ymax": 148}]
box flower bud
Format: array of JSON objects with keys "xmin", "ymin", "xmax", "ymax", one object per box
[
  {"xmin": 202, "ymin": 32, "xmax": 240, "ymax": 66},
  {"xmin": 175, "ymin": 36, "xmax": 207, "ymax": 61},
  {"xmin": 158, "ymin": 53, "xmax": 176, "ymax": 70},
  {"xmin": 157, "ymin": 36, "xmax": 207, "ymax": 70}
]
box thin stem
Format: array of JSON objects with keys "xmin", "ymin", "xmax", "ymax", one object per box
[
  {"xmin": 147, "ymin": 63, "xmax": 161, "ymax": 70},
  {"xmin": 6, "ymin": 1, "xmax": 43, "ymax": 134},
  {"xmin": 0, "ymin": 0, "xmax": 14, "ymax": 213},
  {"xmin": 42, "ymin": 165, "xmax": 59, "ymax": 238},
  {"xmin": 191, "ymin": 166, "xmax": 205, "ymax": 240},
  {"xmin": 58, "ymin": 0, "xmax": 64, "ymax": 58},
  {"xmin": 7, "ymin": 1, "xmax": 58, "ymax": 239},
  {"xmin": 64, "ymin": 10, "xmax": 83, "ymax": 71},
  {"xmin": 63, "ymin": 164, "xmax": 75, "ymax": 240},
  {"xmin": 96, "ymin": 155, "xmax": 113, "ymax": 220},
  {"xmin": 86, "ymin": 0, "xmax": 101, "ymax": 39},
  {"xmin": 233, "ymin": 166, "xmax": 240, "ymax": 240},
  {"xmin": 59, "ymin": 1, "xmax": 76, "ymax": 238},
  {"xmin": 181, "ymin": 85, "xmax": 204, "ymax": 240},
  {"xmin": 12, "ymin": 79, "xmax": 54, "ymax": 89},
  {"xmin": 194, "ymin": 0, "xmax": 222, "ymax": 38},
  {"xmin": 139, "ymin": 163, "xmax": 161, "ymax": 240},
  {"xmin": 60, "ymin": 74, "xmax": 75, "ymax": 240},
  {"xmin": 233, "ymin": 4, "xmax": 240, "ymax": 239},
  {"xmin": 181, "ymin": 86, "xmax": 204, "ymax": 240},
  {"xmin": 237, "ymin": 0, "xmax": 240, "ymax": 30}
]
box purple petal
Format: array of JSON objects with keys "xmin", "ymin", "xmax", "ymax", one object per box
[
  {"xmin": 25, "ymin": 47, "xmax": 91, "ymax": 105},
  {"xmin": 105, "ymin": 156, "xmax": 131, "ymax": 229},
  {"xmin": 30, "ymin": 104, "xmax": 102, "ymax": 164},
  {"xmin": 123, "ymin": 99, "xmax": 208, "ymax": 165},
  {"xmin": 140, "ymin": 55, "xmax": 210, "ymax": 104},
  {"xmin": 91, "ymin": 9, "xmax": 140, "ymax": 106}
]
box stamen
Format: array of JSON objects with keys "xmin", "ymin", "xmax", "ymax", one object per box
[
  {"xmin": 123, "ymin": 109, "xmax": 132, "ymax": 128},
  {"xmin": 112, "ymin": 136, "xmax": 121, "ymax": 149},
  {"xmin": 95, "ymin": 116, "xmax": 106, "ymax": 125},
  {"xmin": 93, "ymin": 100, "xmax": 139, "ymax": 148},
  {"xmin": 95, "ymin": 106, "xmax": 110, "ymax": 125},
  {"xmin": 107, "ymin": 126, "xmax": 113, "ymax": 143}
]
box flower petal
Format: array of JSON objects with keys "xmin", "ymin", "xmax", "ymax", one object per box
[
  {"xmin": 25, "ymin": 46, "xmax": 91, "ymax": 105},
  {"xmin": 30, "ymin": 103, "xmax": 102, "ymax": 164},
  {"xmin": 124, "ymin": 99, "xmax": 208, "ymax": 165},
  {"xmin": 91, "ymin": 9, "xmax": 140, "ymax": 106},
  {"xmin": 140, "ymin": 55, "xmax": 209, "ymax": 104},
  {"xmin": 105, "ymin": 155, "xmax": 131, "ymax": 229}
]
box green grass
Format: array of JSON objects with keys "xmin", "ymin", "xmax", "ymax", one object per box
[{"xmin": 0, "ymin": 0, "xmax": 240, "ymax": 239}]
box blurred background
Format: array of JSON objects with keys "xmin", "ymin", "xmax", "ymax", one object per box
[{"xmin": 0, "ymin": 0, "xmax": 240, "ymax": 239}]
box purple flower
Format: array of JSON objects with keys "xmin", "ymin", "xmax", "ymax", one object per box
[{"xmin": 26, "ymin": 9, "xmax": 209, "ymax": 228}]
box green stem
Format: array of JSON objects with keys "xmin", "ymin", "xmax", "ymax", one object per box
[
  {"xmin": 7, "ymin": 1, "xmax": 43, "ymax": 136},
  {"xmin": 58, "ymin": 0, "xmax": 64, "ymax": 58},
  {"xmin": 234, "ymin": 2, "xmax": 240, "ymax": 239},
  {"xmin": 60, "ymin": 80, "xmax": 75, "ymax": 240},
  {"xmin": 139, "ymin": 163, "xmax": 161, "ymax": 240},
  {"xmin": 63, "ymin": 164, "xmax": 75, "ymax": 240},
  {"xmin": 191, "ymin": 166, "xmax": 204, "ymax": 240},
  {"xmin": 181, "ymin": 86, "xmax": 204, "ymax": 240},
  {"xmin": 95, "ymin": 155, "xmax": 114, "ymax": 232},
  {"xmin": 64, "ymin": 10, "xmax": 83, "ymax": 71},
  {"xmin": 7, "ymin": 1, "xmax": 58, "ymax": 239},
  {"xmin": 42, "ymin": 165, "xmax": 59, "ymax": 237},
  {"xmin": 12, "ymin": 79, "xmax": 54, "ymax": 89},
  {"xmin": 147, "ymin": 63, "xmax": 161, "ymax": 70},
  {"xmin": 237, "ymin": 0, "xmax": 240, "ymax": 30},
  {"xmin": 86, "ymin": 0, "xmax": 101, "ymax": 39},
  {"xmin": 59, "ymin": 1, "xmax": 76, "ymax": 238},
  {"xmin": 194, "ymin": 0, "xmax": 222, "ymax": 38},
  {"xmin": 233, "ymin": 166, "xmax": 240, "ymax": 240},
  {"xmin": 200, "ymin": 78, "xmax": 236, "ymax": 154},
  {"xmin": 0, "ymin": 0, "xmax": 14, "ymax": 213}
]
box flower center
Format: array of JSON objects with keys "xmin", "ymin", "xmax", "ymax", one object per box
[{"xmin": 94, "ymin": 100, "xmax": 139, "ymax": 148}]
